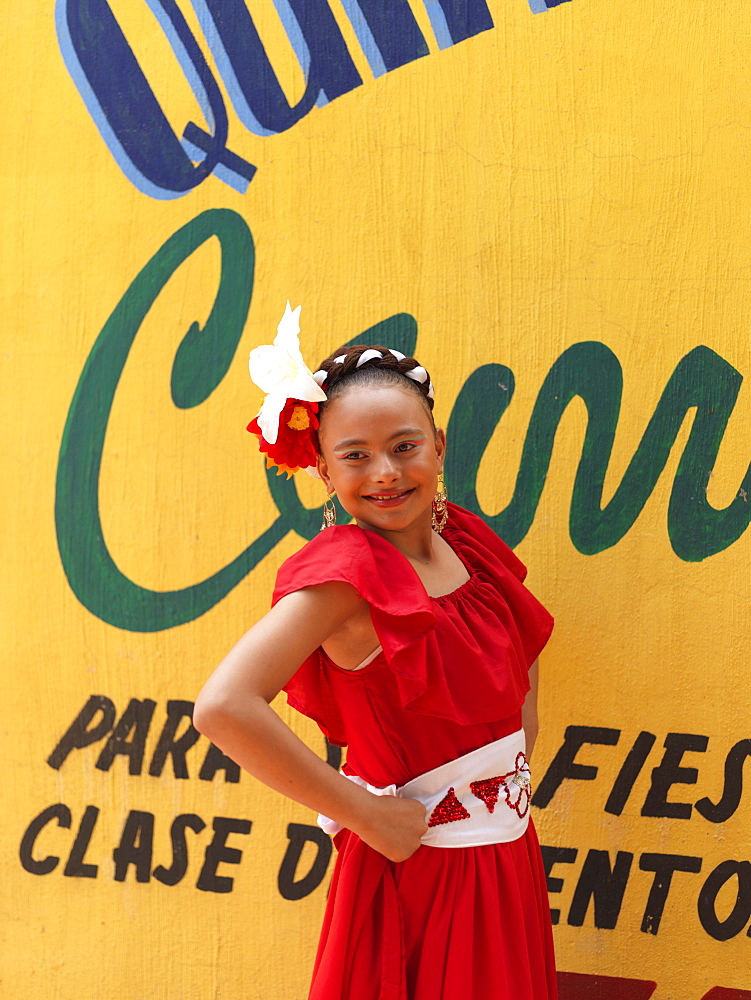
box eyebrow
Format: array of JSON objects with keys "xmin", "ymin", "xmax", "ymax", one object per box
[{"xmin": 333, "ymin": 428, "xmax": 427, "ymax": 449}]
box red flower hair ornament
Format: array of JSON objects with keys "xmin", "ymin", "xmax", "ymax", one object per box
[{"xmin": 246, "ymin": 303, "xmax": 328, "ymax": 478}]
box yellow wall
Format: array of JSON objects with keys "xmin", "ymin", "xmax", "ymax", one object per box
[{"xmin": 3, "ymin": 1, "xmax": 750, "ymax": 997}]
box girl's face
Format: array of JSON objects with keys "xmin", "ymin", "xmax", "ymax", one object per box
[{"xmin": 317, "ymin": 383, "xmax": 446, "ymax": 535}]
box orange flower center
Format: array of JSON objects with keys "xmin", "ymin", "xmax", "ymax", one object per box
[{"xmin": 287, "ymin": 405, "xmax": 311, "ymax": 431}]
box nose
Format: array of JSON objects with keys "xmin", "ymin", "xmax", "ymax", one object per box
[{"xmin": 372, "ymin": 451, "xmax": 400, "ymax": 482}]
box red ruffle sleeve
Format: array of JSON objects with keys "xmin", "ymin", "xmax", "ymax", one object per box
[
  {"xmin": 272, "ymin": 503, "xmax": 553, "ymax": 744},
  {"xmin": 442, "ymin": 505, "xmax": 553, "ymax": 671}
]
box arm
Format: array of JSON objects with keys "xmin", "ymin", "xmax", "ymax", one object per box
[
  {"xmin": 521, "ymin": 658, "xmax": 539, "ymax": 760},
  {"xmin": 193, "ymin": 582, "xmax": 427, "ymax": 861}
]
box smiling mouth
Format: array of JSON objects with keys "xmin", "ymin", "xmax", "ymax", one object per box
[{"xmin": 363, "ymin": 489, "xmax": 415, "ymax": 506}]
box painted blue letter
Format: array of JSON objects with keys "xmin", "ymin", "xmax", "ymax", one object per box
[
  {"xmin": 193, "ymin": 0, "xmax": 363, "ymax": 136},
  {"xmin": 57, "ymin": 0, "xmax": 254, "ymax": 198}
]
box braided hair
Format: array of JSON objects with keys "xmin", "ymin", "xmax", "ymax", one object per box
[{"xmin": 313, "ymin": 345, "xmax": 435, "ymax": 424}]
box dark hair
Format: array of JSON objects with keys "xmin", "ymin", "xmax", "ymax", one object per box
[{"xmin": 314, "ymin": 344, "xmax": 435, "ymax": 423}]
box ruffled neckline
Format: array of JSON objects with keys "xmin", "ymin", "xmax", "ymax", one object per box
[
  {"xmin": 351, "ymin": 518, "xmax": 477, "ymax": 604},
  {"xmin": 275, "ymin": 502, "xmax": 553, "ymax": 739}
]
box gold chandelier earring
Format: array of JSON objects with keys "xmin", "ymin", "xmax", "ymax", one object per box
[
  {"xmin": 320, "ymin": 491, "xmax": 337, "ymax": 531},
  {"xmin": 432, "ymin": 472, "xmax": 448, "ymax": 533}
]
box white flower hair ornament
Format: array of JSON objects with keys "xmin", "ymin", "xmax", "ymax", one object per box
[{"xmin": 246, "ymin": 303, "xmax": 327, "ymax": 478}]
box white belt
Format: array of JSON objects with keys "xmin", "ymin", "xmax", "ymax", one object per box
[{"xmin": 318, "ymin": 728, "xmax": 531, "ymax": 848}]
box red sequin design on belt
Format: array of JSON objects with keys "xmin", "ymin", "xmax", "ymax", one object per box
[
  {"xmin": 427, "ymin": 787, "xmax": 471, "ymax": 827},
  {"xmin": 470, "ymin": 753, "xmax": 532, "ymax": 819},
  {"xmin": 469, "ymin": 775, "xmax": 504, "ymax": 813}
]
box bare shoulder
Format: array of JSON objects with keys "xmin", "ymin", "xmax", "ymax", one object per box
[
  {"xmin": 272, "ymin": 579, "xmax": 366, "ymax": 629},
  {"xmin": 196, "ymin": 579, "xmax": 368, "ymax": 712},
  {"xmin": 321, "ymin": 599, "xmax": 380, "ymax": 671}
]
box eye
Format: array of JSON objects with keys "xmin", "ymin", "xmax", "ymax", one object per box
[
  {"xmin": 394, "ymin": 441, "xmax": 417, "ymax": 453},
  {"xmin": 340, "ymin": 450, "xmax": 366, "ymax": 461}
]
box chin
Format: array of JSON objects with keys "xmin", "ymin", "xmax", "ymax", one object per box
[{"xmin": 356, "ymin": 503, "xmax": 431, "ymax": 533}]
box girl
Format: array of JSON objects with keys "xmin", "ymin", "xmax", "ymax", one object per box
[{"xmin": 194, "ymin": 305, "xmax": 557, "ymax": 1000}]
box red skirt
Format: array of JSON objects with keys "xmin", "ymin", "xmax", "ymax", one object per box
[{"xmin": 309, "ymin": 817, "xmax": 557, "ymax": 1000}]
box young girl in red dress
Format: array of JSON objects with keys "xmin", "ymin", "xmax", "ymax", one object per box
[{"xmin": 194, "ymin": 305, "xmax": 557, "ymax": 1000}]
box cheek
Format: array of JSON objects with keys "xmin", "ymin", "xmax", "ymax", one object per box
[
  {"xmin": 417, "ymin": 451, "xmax": 440, "ymax": 476},
  {"xmin": 326, "ymin": 463, "xmax": 359, "ymax": 490}
]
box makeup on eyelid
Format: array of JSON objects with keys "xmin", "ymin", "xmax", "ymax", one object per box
[{"xmin": 333, "ymin": 432, "xmax": 427, "ymax": 458}]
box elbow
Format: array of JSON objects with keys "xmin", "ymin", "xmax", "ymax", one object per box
[
  {"xmin": 193, "ymin": 682, "xmax": 268, "ymax": 744},
  {"xmin": 193, "ymin": 688, "xmax": 233, "ymax": 743}
]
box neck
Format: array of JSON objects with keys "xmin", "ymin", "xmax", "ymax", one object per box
[{"xmin": 356, "ymin": 513, "xmax": 436, "ymax": 563}]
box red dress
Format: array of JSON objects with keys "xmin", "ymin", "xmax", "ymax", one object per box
[{"xmin": 273, "ymin": 503, "xmax": 557, "ymax": 1000}]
